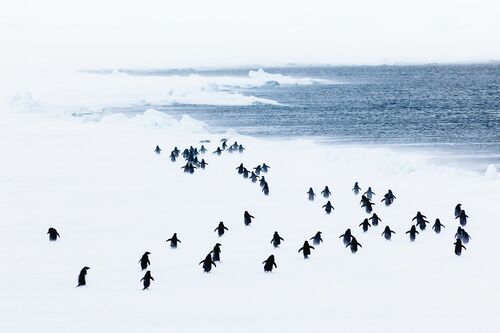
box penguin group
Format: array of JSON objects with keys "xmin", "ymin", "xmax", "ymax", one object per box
[{"xmin": 49, "ymin": 141, "xmax": 473, "ymax": 291}]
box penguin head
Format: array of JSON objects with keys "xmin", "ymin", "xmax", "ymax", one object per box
[
  {"xmin": 215, "ymin": 243, "xmax": 221, "ymax": 246},
  {"xmin": 268, "ymin": 255, "xmax": 275, "ymax": 260},
  {"xmin": 173, "ymin": 233, "xmax": 177, "ymax": 237},
  {"xmin": 145, "ymin": 252, "xmax": 151, "ymax": 255}
]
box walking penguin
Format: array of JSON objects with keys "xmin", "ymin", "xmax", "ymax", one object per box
[
  {"xmin": 262, "ymin": 255, "xmax": 277, "ymax": 272},
  {"xmin": 244, "ymin": 211, "xmax": 254, "ymax": 226},
  {"xmin": 381, "ymin": 226, "xmax": 396, "ymax": 240},
  {"xmin": 310, "ymin": 231, "xmax": 323, "ymax": 245},
  {"xmin": 139, "ymin": 252, "xmax": 151, "ymax": 270},
  {"xmin": 166, "ymin": 233, "xmax": 181, "ymax": 248},
  {"xmin": 47, "ymin": 227, "xmax": 60, "ymax": 241},
  {"xmin": 199, "ymin": 254, "xmax": 217, "ymax": 272},
  {"xmin": 406, "ymin": 225, "xmax": 419, "ymax": 242},
  {"xmin": 214, "ymin": 222, "xmax": 228, "ymax": 237},
  {"xmin": 271, "ymin": 232, "xmax": 284, "ymax": 248},
  {"xmin": 298, "ymin": 241, "xmax": 315, "ymax": 259},
  {"xmin": 307, "ymin": 188, "xmax": 316, "ymax": 201},
  {"xmin": 141, "ymin": 271, "xmax": 154, "ymax": 290}
]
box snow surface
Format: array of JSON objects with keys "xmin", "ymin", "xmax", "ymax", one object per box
[{"xmin": 0, "ymin": 75, "xmax": 499, "ymax": 333}]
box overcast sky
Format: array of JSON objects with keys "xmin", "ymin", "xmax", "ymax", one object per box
[{"xmin": 1, "ymin": 0, "xmax": 499, "ymax": 69}]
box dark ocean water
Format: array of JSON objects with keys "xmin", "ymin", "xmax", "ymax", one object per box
[{"xmin": 108, "ymin": 64, "xmax": 500, "ymax": 171}]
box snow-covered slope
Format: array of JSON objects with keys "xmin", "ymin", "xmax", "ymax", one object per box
[{"xmin": 0, "ymin": 108, "xmax": 498, "ymax": 333}]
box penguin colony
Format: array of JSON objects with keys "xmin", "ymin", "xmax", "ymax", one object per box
[{"xmin": 48, "ymin": 139, "xmax": 471, "ymax": 289}]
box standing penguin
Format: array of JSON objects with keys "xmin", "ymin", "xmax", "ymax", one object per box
[
  {"xmin": 200, "ymin": 159, "xmax": 208, "ymax": 169},
  {"xmin": 261, "ymin": 163, "xmax": 271, "ymax": 173},
  {"xmin": 213, "ymin": 147, "xmax": 222, "ymax": 155},
  {"xmin": 270, "ymin": 231, "xmax": 284, "ymax": 248},
  {"xmin": 139, "ymin": 252, "xmax": 151, "ymax": 270},
  {"xmin": 381, "ymin": 190, "xmax": 396, "ymax": 206},
  {"xmin": 369, "ymin": 213, "xmax": 382, "ymax": 226},
  {"xmin": 339, "ymin": 229, "xmax": 352, "ymax": 245},
  {"xmin": 413, "ymin": 212, "xmax": 429, "ymax": 230},
  {"xmin": 199, "ymin": 254, "xmax": 217, "ymax": 272},
  {"xmin": 154, "ymin": 146, "xmax": 161, "ymax": 154},
  {"xmin": 321, "ymin": 186, "xmax": 332, "ymax": 198},
  {"xmin": 307, "ymin": 188, "xmax": 316, "ymax": 201},
  {"xmin": 166, "ymin": 233, "xmax": 181, "ymax": 248},
  {"xmin": 453, "ymin": 239, "xmax": 467, "ymax": 256},
  {"xmin": 200, "ymin": 145, "xmax": 207, "ymax": 154},
  {"xmin": 310, "ymin": 232, "xmax": 323, "ymax": 245},
  {"xmin": 214, "ymin": 222, "xmax": 228, "ymax": 237},
  {"xmin": 210, "ymin": 243, "xmax": 222, "ymax": 262},
  {"xmin": 381, "ymin": 226, "xmax": 396, "ymax": 240},
  {"xmin": 352, "ymin": 182, "xmax": 361, "ymax": 195},
  {"xmin": 238, "ymin": 145, "xmax": 245, "ymax": 153},
  {"xmin": 262, "ymin": 255, "xmax": 277, "ymax": 272},
  {"xmin": 172, "ymin": 147, "xmax": 180, "ymax": 157},
  {"xmin": 456, "ymin": 210, "xmax": 469, "ymax": 226},
  {"xmin": 77, "ymin": 267, "xmax": 90, "ymax": 287},
  {"xmin": 406, "ymin": 225, "xmax": 419, "ymax": 242},
  {"xmin": 262, "ymin": 183, "xmax": 270, "ymax": 195},
  {"xmin": 322, "ymin": 201, "xmax": 334, "ymax": 214},
  {"xmin": 47, "ymin": 227, "xmax": 60, "ymax": 241},
  {"xmin": 141, "ymin": 271, "xmax": 154, "ymax": 290},
  {"xmin": 454, "ymin": 204, "xmax": 462, "ymax": 218},
  {"xmin": 364, "ymin": 187, "xmax": 375, "ymax": 200},
  {"xmin": 432, "ymin": 219, "xmax": 445, "ymax": 234},
  {"xmin": 298, "ymin": 241, "xmax": 315, "ymax": 259},
  {"xmin": 243, "ymin": 211, "xmax": 255, "ymax": 226},
  {"xmin": 346, "ymin": 236, "xmax": 362, "ymax": 253},
  {"xmin": 359, "ymin": 219, "xmax": 371, "ymax": 232}
]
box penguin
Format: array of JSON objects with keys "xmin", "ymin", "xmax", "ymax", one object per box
[
  {"xmin": 244, "ymin": 211, "xmax": 255, "ymax": 226},
  {"xmin": 200, "ymin": 159, "xmax": 208, "ymax": 169},
  {"xmin": 173, "ymin": 147, "xmax": 180, "ymax": 157},
  {"xmin": 77, "ymin": 266, "xmax": 90, "ymax": 287},
  {"xmin": 141, "ymin": 271, "xmax": 154, "ymax": 290},
  {"xmin": 359, "ymin": 219, "xmax": 371, "ymax": 232},
  {"xmin": 227, "ymin": 146, "xmax": 235, "ymax": 153},
  {"xmin": 262, "ymin": 183, "xmax": 269, "ymax": 195},
  {"xmin": 262, "ymin": 255, "xmax": 277, "ymax": 272},
  {"xmin": 139, "ymin": 252, "xmax": 151, "ymax": 270},
  {"xmin": 236, "ymin": 163, "xmax": 245, "ymax": 174},
  {"xmin": 364, "ymin": 187, "xmax": 375, "ymax": 200},
  {"xmin": 254, "ymin": 165, "xmax": 262, "ymax": 175},
  {"xmin": 381, "ymin": 190, "xmax": 396, "ymax": 206},
  {"xmin": 214, "ymin": 222, "xmax": 228, "ymax": 237},
  {"xmin": 170, "ymin": 151, "xmax": 177, "ymax": 162},
  {"xmin": 352, "ymin": 182, "xmax": 361, "ymax": 195},
  {"xmin": 307, "ymin": 188, "xmax": 316, "ymax": 201},
  {"xmin": 454, "ymin": 204, "xmax": 462, "ymax": 218},
  {"xmin": 453, "ymin": 239, "xmax": 466, "ymax": 256},
  {"xmin": 210, "ymin": 243, "xmax": 222, "ymax": 262},
  {"xmin": 259, "ymin": 176, "xmax": 267, "ymax": 187},
  {"xmin": 199, "ymin": 254, "xmax": 217, "ymax": 272},
  {"xmin": 182, "ymin": 148, "xmax": 189, "ymax": 159},
  {"xmin": 221, "ymin": 140, "xmax": 228, "ymax": 150},
  {"xmin": 381, "ymin": 226, "xmax": 396, "ymax": 240},
  {"xmin": 231, "ymin": 141, "xmax": 239, "ymax": 150},
  {"xmin": 310, "ymin": 232, "xmax": 323, "ymax": 245},
  {"xmin": 406, "ymin": 225, "xmax": 419, "ymax": 242},
  {"xmin": 242, "ymin": 168, "xmax": 249, "ymax": 179},
  {"xmin": 361, "ymin": 199, "xmax": 375, "ymax": 214},
  {"xmin": 432, "ymin": 219, "xmax": 445, "ymax": 234},
  {"xmin": 412, "ymin": 211, "xmax": 429, "ymax": 230},
  {"xmin": 238, "ymin": 145, "xmax": 245, "ymax": 153},
  {"xmin": 321, "ymin": 186, "xmax": 331, "ymax": 198},
  {"xmin": 200, "ymin": 145, "xmax": 207, "ymax": 154},
  {"xmin": 369, "ymin": 213, "xmax": 382, "ymax": 226},
  {"xmin": 154, "ymin": 146, "xmax": 161, "ymax": 154},
  {"xmin": 261, "ymin": 163, "xmax": 270, "ymax": 173},
  {"xmin": 360, "ymin": 195, "xmax": 369, "ymax": 205},
  {"xmin": 346, "ymin": 236, "xmax": 362, "ymax": 253},
  {"xmin": 166, "ymin": 233, "xmax": 181, "ymax": 248},
  {"xmin": 249, "ymin": 172, "xmax": 259, "ymax": 183},
  {"xmin": 298, "ymin": 241, "xmax": 315, "ymax": 259},
  {"xmin": 455, "ymin": 227, "xmax": 471, "ymax": 244},
  {"xmin": 456, "ymin": 210, "xmax": 469, "ymax": 226},
  {"xmin": 339, "ymin": 229, "xmax": 352, "ymax": 245},
  {"xmin": 213, "ymin": 147, "xmax": 222, "ymax": 155},
  {"xmin": 270, "ymin": 231, "xmax": 284, "ymax": 248},
  {"xmin": 47, "ymin": 227, "xmax": 60, "ymax": 241},
  {"xmin": 322, "ymin": 201, "xmax": 334, "ymax": 214}
]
